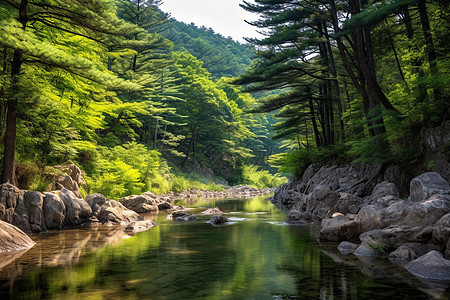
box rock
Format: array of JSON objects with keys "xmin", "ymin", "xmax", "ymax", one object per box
[
  {"xmin": 338, "ymin": 241, "xmax": 359, "ymax": 256},
  {"xmin": 319, "ymin": 215, "xmax": 359, "ymax": 242},
  {"xmin": 354, "ymin": 244, "xmax": 380, "ymax": 257},
  {"xmin": 85, "ymin": 193, "xmax": 107, "ymax": 217},
  {"xmin": 0, "ymin": 183, "xmax": 31, "ymax": 234},
  {"xmin": 335, "ymin": 193, "xmax": 364, "ymax": 215},
  {"xmin": 405, "ymin": 250, "xmax": 450, "ymax": 280},
  {"xmin": 43, "ymin": 192, "xmax": 66, "ymax": 230},
  {"xmin": 98, "ymin": 200, "xmax": 142, "ymax": 224},
  {"xmin": 402, "ymin": 194, "xmax": 450, "ymax": 227},
  {"xmin": 202, "ymin": 207, "xmax": 224, "ymax": 215},
  {"xmin": 55, "ymin": 175, "xmax": 81, "ymax": 198},
  {"xmin": 124, "ymin": 220, "xmax": 157, "ymax": 234},
  {"xmin": 433, "ymin": 213, "xmax": 450, "ymax": 250},
  {"xmin": 59, "ymin": 189, "xmax": 92, "ymax": 226},
  {"xmin": 306, "ymin": 185, "xmax": 340, "ymax": 218},
  {"xmin": 355, "ymin": 205, "xmax": 382, "ymax": 233},
  {"xmin": 167, "ymin": 210, "xmax": 197, "ymax": 221},
  {"xmin": 409, "ymin": 172, "xmax": 450, "ymax": 202},
  {"xmin": 0, "ymin": 220, "xmax": 35, "ymax": 253},
  {"xmin": 209, "ymin": 215, "xmax": 229, "ymax": 225},
  {"xmin": 120, "ymin": 195, "xmax": 159, "ymax": 213},
  {"xmin": 54, "ymin": 164, "xmax": 85, "ymax": 198},
  {"xmin": 369, "ymin": 181, "xmax": 400, "ymax": 203},
  {"xmin": 157, "ymin": 202, "xmax": 172, "ymax": 210},
  {"xmin": 285, "ymin": 210, "xmax": 314, "ymax": 224},
  {"xmin": 388, "ymin": 246, "xmax": 416, "ymax": 261},
  {"xmin": 24, "ymin": 191, "xmax": 46, "ymax": 233}
]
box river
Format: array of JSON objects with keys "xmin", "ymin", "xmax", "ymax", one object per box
[{"xmin": 0, "ymin": 195, "xmax": 449, "ymax": 299}]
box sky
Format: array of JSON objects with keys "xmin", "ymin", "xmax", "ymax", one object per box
[{"xmin": 160, "ymin": 0, "xmax": 261, "ymax": 43}]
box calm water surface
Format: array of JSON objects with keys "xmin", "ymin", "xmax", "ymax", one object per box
[{"xmin": 0, "ymin": 195, "xmax": 449, "ymax": 299}]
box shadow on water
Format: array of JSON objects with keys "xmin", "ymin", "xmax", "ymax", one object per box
[{"xmin": 0, "ymin": 195, "xmax": 449, "ymax": 299}]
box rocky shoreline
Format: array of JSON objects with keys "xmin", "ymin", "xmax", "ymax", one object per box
[
  {"xmin": 269, "ymin": 164, "xmax": 450, "ymax": 280},
  {"xmin": 0, "ymin": 168, "xmax": 272, "ymax": 253}
]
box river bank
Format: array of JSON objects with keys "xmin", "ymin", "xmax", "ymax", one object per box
[
  {"xmin": 269, "ymin": 163, "xmax": 450, "ymax": 280},
  {"xmin": 0, "ymin": 178, "xmax": 272, "ymax": 253}
]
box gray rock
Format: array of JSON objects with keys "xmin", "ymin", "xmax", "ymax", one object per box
[
  {"xmin": 388, "ymin": 246, "xmax": 417, "ymax": 261},
  {"xmin": 85, "ymin": 193, "xmax": 107, "ymax": 217},
  {"xmin": 409, "ymin": 172, "xmax": 450, "ymax": 202},
  {"xmin": 124, "ymin": 220, "xmax": 157, "ymax": 234},
  {"xmin": 24, "ymin": 191, "xmax": 46, "ymax": 233},
  {"xmin": 355, "ymin": 205, "xmax": 382, "ymax": 233},
  {"xmin": 405, "ymin": 250, "xmax": 450, "ymax": 280},
  {"xmin": 335, "ymin": 193, "xmax": 364, "ymax": 215},
  {"xmin": 0, "ymin": 183, "xmax": 31, "ymax": 233},
  {"xmin": 432, "ymin": 213, "xmax": 450, "ymax": 247},
  {"xmin": 120, "ymin": 195, "xmax": 159, "ymax": 213},
  {"xmin": 354, "ymin": 244, "xmax": 380, "ymax": 257},
  {"xmin": 0, "ymin": 220, "xmax": 35, "ymax": 253},
  {"xmin": 285, "ymin": 210, "xmax": 313, "ymax": 224},
  {"xmin": 370, "ymin": 181, "xmax": 400, "ymax": 203},
  {"xmin": 202, "ymin": 207, "xmax": 224, "ymax": 215},
  {"xmin": 402, "ymin": 194, "xmax": 450, "ymax": 227},
  {"xmin": 43, "ymin": 192, "xmax": 66, "ymax": 230},
  {"xmin": 319, "ymin": 215, "xmax": 359, "ymax": 242},
  {"xmin": 98, "ymin": 200, "xmax": 142, "ymax": 224},
  {"xmin": 157, "ymin": 202, "xmax": 172, "ymax": 210},
  {"xmin": 209, "ymin": 215, "xmax": 229, "ymax": 226},
  {"xmin": 338, "ymin": 241, "xmax": 359, "ymax": 255},
  {"xmin": 59, "ymin": 189, "xmax": 92, "ymax": 226},
  {"xmin": 167, "ymin": 210, "xmax": 197, "ymax": 221}
]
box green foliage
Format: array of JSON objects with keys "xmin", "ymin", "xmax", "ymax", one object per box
[
  {"xmin": 86, "ymin": 142, "xmax": 168, "ymax": 199},
  {"xmin": 369, "ymin": 242, "xmax": 393, "ymax": 256},
  {"xmin": 242, "ymin": 165, "xmax": 288, "ymax": 188},
  {"xmin": 162, "ymin": 20, "xmax": 254, "ymax": 78}
]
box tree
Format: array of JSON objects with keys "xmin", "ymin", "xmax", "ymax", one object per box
[{"xmin": 0, "ymin": 0, "xmax": 140, "ymax": 184}]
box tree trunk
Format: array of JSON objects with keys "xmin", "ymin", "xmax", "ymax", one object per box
[
  {"xmin": 308, "ymin": 98, "xmax": 322, "ymax": 147},
  {"xmin": 182, "ymin": 122, "xmax": 198, "ymax": 167},
  {"xmin": 2, "ymin": 0, "xmax": 27, "ymax": 184},
  {"xmin": 418, "ymin": 0, "xmax": 441, "ymax": 101}
]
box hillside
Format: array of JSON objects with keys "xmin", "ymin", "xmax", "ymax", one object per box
[{"xmin": 162, "ymin": 19, "xmax": 255, "ymax": 78}]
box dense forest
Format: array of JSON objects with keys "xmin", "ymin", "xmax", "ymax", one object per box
[
  {"xmin": 0, "ymin": 0, "xmax": 448, "ymax": 200},
  {"xmin": 0, "ymin": 0, "xmax": 286, "ymax": 199},
  {"xmin": 235, "ymin": 0, "xmax": 449, "ymax": 176}
]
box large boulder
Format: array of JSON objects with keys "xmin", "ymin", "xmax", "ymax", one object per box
[
  {"xmin": 319, "ymin": 215, "xmax": 359, "ymax": 242},
  {"xmin": 54, "ymin": 164, "xmax": 85, "ymax": 198},
  {"xmin": 59, "ymin": 189, "xmax": 92, "ymax": 226},
  {"xmin": 120, "ymin": 195, "xmax": 159, "ymax": 213},
  {"xmin": 337, "ymin": 241, "xmax": 359, "ymax": 256},
  {"xmin": 167, "ymin": 210, "xmax": 197, "ymax": 221},
  {"xmin": 432, "ymin": 213, "xmax": 450, "ymax": 258},
  {"xmin": 98, "ymin": 200, "xmax": 142, "ymax": 224},
  {"xmin": 401, "ymin": 194, "xmax": 450, "ymax": 227},
  {"xmin": 354, "ymin": 244, "xmax": 380, "ymax": 257},
  {"xmin": 43, "ymin": 192, "xmax": 66, "ymax": 230},
  {"xmin": 388, "ymin": 246, "xmax": 417, "ymax": 261},
  {"xmin": 85, "ymin": 193, "xmax": 107, "ymax": 218},
  {"xmin": 405, "ymin": 250, "xmax": 450, "ymax": 280},
  {"xmin": 209, "ymin": 215, "xmax": 229, "ymax": 226},
  {"xmin": 369, "ymin": 181, "xmax": 400, "ymax": 203},
  {"xmin": 409, "ymin": 172, "xmax": 450, "ymax": 202},
  {"xmin": 24, "ymin": 191, "xmax": 46, "ymax": 233},
  {"xmin": 0, "ymin": 183, "xmax": 31, "ymax": 234},
  {"xmin": 355, "ymin": 205, "xmax": 383, "ymax": 233},
  {"xmin": 0, "ymin": 220, "xmax": 35, "ymax": 253}
]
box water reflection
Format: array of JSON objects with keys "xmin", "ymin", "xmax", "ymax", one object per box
[{"xmin": 0, "ymin": 195, "xmax": 449, "ymax": 300}]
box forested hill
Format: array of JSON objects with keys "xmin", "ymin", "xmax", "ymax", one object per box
[
  {"xmin": 0, "ymin": 0, "xmax": 287, "ymax": 199},
  {"xmin": 161, "ymin": 19, "xmax": 255, "ymax": 78}
]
